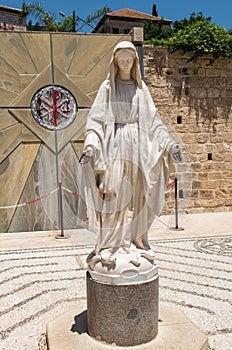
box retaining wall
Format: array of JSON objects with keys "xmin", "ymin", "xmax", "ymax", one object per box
[{"xmin": 143, "ymin": 46, "xmax": 232, "ymax": 213}]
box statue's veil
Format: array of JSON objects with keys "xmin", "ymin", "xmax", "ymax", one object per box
[{"xmin": 107, "ymin": 41, "xmax": 142, "ymax": 91}]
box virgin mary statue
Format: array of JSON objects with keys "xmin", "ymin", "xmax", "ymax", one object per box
[{"xmin": 80, "ymin": 41, "xmax": 181, "ymax": 268}]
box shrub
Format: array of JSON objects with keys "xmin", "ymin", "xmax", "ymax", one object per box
[
  {"xmin": 168, "ymin": 21, "xmax": 232, "ymax": 63},
  {"xmin": 144, "ymin": 13, "xmax": 232, "ymax": 64}
]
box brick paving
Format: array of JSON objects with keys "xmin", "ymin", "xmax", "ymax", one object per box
[{"xmin": 0, "ymin": 231, "xmax": 231, "ymax": 349}]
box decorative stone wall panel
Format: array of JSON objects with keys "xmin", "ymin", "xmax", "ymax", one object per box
[{"xmin": 0, "ymin": 31, "xmax": 130, "ymax": 232}]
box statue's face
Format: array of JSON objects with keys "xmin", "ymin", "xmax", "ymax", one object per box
[{"xmin": 116, "ymin": 49, "xmax": 134, "ymax": 75}]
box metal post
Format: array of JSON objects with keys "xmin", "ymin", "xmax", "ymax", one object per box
[
  {"xmin": 175, "ymin": 178, "xmax": 178, "ymax": 229},
  {"xmin": 173, "ymin": 177, "xmax": 184, "ymax": 231},
  {"xmin": 72, "ymin": 10, "xmax": 76, "ymax": 32},
  {"xmin": 50, "ymin": 34, "xmax": 69, "ymax": 239},
  {"xmin": 54, "ymin": 138, "xmax": 70, "ymax": 239},
  {"xmin": 58, "ymin": 182, "xmax": 64, "ymax": 237}
]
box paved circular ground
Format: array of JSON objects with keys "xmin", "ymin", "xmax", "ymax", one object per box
[{"xmin": 0, "ymin": 236, "xmax": 231, "ymax": 350}]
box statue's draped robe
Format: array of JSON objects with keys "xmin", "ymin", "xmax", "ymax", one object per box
[{"xmin": 81, "ymin": 42, "xmax": 175, "ymax": 254}]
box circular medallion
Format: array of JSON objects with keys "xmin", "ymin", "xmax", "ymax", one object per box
[
  {"xmin": 195, "ymin": 238, "xmax": 232, "ymax": 256},
  {"xmin": 31, "ymin": 85, "xmax": 77, "ymax": 130}
]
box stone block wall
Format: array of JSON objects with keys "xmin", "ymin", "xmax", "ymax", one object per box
[{"xmin": 143, "ymin": 46, "xmax": 232, "ymax": 214}]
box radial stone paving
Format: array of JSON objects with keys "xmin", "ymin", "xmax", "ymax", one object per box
[{"xmin": 0, "ymin": 236, "xmax": 231, "ymax": 350}]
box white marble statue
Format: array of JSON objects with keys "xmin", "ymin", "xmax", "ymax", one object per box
[{"xmin": 79, "ymin": 41, "xmax": 181, "ymax": 282}]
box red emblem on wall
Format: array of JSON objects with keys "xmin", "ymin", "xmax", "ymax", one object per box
[{"xmin": 31, "ymin": 86, "xmax": 77, "ymax": 130}]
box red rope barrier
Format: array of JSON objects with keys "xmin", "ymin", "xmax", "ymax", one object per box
[{"xmin": 0, "ymin": 188, "xmax": 58, "ymax": 209}]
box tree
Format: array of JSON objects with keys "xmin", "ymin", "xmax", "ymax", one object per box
[
  {"xmin": 152, "ymin": 4, "xmax": 158, "ymax": 17},
  {"xmin": 84, "ymin": 6, "xmax": 111, "ymax": 27},
  {"xmin": 144, "ymin": 12, "xmax": 232, "ymax": 63},
  {"xmin": 172, "ymin": 12, "xmax": 211, "ymax": 31},
  {"xmin": 21, "ymin": 1, "xmax": 111, "ymax": 32},
  {"xmin": 144, "ymin": 19, "xmax": 172, "ymax": 42},
  {"xmin": 21, "ymin": 1, "xmax": 59, "ymax": 31},
  {"xmin": 169, "ymin": 21, "xmax": 232, "ymax": 63},
  {"xmin": 143, "ymin": 11, "xmax": 213, "ymax": 40}
]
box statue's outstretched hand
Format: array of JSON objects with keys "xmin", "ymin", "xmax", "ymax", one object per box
[
  {"xmin": 79, "ymin": 147, "xmax": 94, "ymax": 165},
  {"xmin": 172, "ymin": 144, "xmax": 182, "ymax": 162}
]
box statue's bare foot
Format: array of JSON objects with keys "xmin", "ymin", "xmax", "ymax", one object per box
[
  {"xmin": 133, "ymin": 238, "xmax": 144, "ymax": 250},
  {"xmin": 121, "ymin": 242, "xmax": 133, "ymax": 253},
  {"xmin": 100, "ymin": 249, "xmax": 116, "ymax": 265}
]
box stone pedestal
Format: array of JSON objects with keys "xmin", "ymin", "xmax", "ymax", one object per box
[{"xmin": 86, "ymin": 271, "xmax": 159, "ymax": 347}]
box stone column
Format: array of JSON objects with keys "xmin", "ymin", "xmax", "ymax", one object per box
[
  {"xmin": 87, "ymin": 271, "xmax": 159, "ymax": 347},
  {"xmin": 131, "ymin": 27, "xmax": 144, "ymax": 80}
]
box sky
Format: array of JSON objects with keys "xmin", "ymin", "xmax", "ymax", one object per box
[{"xmin": 1, "ymin": 0, "xmax": 231, "ymax": 30}]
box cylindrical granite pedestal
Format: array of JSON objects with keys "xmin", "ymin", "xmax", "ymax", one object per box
[{"xmin": 87, "ymin": 271, "xmax": 159, "ymax": 347}]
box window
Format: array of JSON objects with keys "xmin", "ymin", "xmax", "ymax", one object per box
[{"xmin": 112, "ymin": 28, "xmax": 119, "ymax": 34}]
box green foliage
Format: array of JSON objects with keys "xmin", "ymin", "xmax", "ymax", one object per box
[
  {"xmin": 21, "ymin": 1, "xmax": 59, "ymax": 31},
  {"xmin": 144, "ymin": 19, "xmax": 172, "ymax": 41},
  {"xmin": 144, "ymin": 12, "xmax": 232, "ymax": 63},
  {"xmin": 85, "ymin": 6, "xmax": 111, "ymax": 25},
  {"xmin": 21, "ymin": 1, "xmax": 111, "ymax": 32},
  {"xmin": 58, "ymin": 16, "xmax": 76, "ymax": 32},
  {"xmin": 172, "ymin": 12, "xmax": 211, "ymax": 31},
  {"xmin": 169, "ymin": 22, "xmax": 232, "ymax": 63}
]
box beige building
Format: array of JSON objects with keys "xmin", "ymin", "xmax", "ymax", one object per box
[
  {"xmin": 0, "ymin": 5, "xmax": 26, "ymax": 31},
  {"xmin": 93, "ymin": 8, "xmax": 171, "ymax": 35}
]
